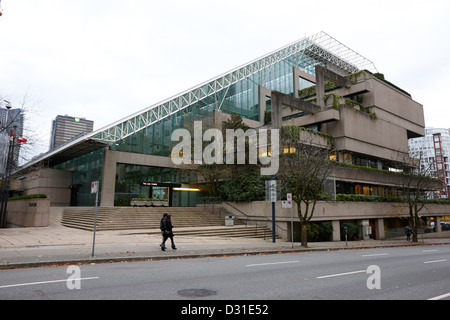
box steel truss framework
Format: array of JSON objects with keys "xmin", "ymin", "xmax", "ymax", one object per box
[{"xmin": 91, "ymin": 32, "xmax": 377, "ymax": 144}]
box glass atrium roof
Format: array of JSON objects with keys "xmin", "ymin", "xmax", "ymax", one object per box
[
  {"xmin": 19, "ymin": 32, "xmax": 378, "ymax": 170},
  {"xmin": 90, "ymin": 31, "xmax": 377, "ymax": 144}
]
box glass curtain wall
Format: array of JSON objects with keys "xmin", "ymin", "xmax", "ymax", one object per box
[
  {"xmin": 54, "ymin": 148, "xmax": 105, "ymax": 206},
  {"xmin": 111, "ymin": 102, "xmax": 216, "ymax": 156},
  {"xmin": 53, "ymin": 46, "xmax": 324, "ymax": 207},
  {"xmin": 110, "ymin": 48, "xmax": 316, "ymax": 158},
  {"xmin": 114, "ymin": 164, "xmax": 198, "ymax": 207}
]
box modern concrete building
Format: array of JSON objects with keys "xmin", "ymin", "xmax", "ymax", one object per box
[
  {"xmin": 11, "ymin": 32, "xmax": 450, "ymax": 240},
  {"xmin": 49, "ymin": 115, "xmax": 94, "ymax": 150}
]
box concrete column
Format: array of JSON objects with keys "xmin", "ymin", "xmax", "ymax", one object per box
[
  {"xmin": 270, "ymin": 92, "xmax": 282, "ymax": 130},
  {"xmin": 259, "ymin": 86, "xmax": 272, "ymax": 126},
  {"xmin": 315, "ymin": 66, "xmax": 325, "ymax": 110},
  {"xmin": 332, "ymin": 220, "xmax": 341, "ymax": 241},
  {"xmin": 100, "ymin": 150, "xmax": 116, "ymax": 207},
  {"xmin": 435, "ymin": 216, "xmax": 441, "ymax": 233},
  {"xmin": 375, "ymin": 218, "xmax": 385, "ymax": 240},
  {"xmin": 359, "ymin": 219, "xmax": 370, "ymax": 240}
]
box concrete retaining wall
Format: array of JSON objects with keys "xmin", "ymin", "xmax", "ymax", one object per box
[{"xmin": 6, "ymin": 198, "xmax": 51, "ymax": 227}]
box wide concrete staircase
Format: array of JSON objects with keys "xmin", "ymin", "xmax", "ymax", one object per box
[{"xmin": 61, "ymin": 206, "xmax": 276, "ymax": 239}]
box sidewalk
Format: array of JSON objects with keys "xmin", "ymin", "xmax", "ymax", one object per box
[{"xmin": 1, "ymin": 221, "xmax": 450, "ymax": 269}]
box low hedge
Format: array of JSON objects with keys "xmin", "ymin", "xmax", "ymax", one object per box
[
  {"xmin": 9, "ymin": 194, "xmax": 48, "ymax": 201},
  {"xmin": 336, "ymin": 194, "xmax": 399, "ymax": 202},
  {"xmin": 336, "ymin": 194, "xmax": 450, "ymax": 204}
]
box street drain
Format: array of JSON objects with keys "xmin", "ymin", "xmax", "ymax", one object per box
[{"xmin": 177, "ymin": 289, "xmax": 217, "ymax": 298}]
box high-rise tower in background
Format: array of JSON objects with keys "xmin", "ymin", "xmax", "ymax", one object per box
[
  {"xmin": 409, "ymin": 128, "xmax": 450, "ymax": 198},
  {"xmin": 0, "ymin": 107, "xmax": 24, "ymax": 171},
  {"xmin": 50, "ymin": 115, "xmax": 94, "ymax": 150}
]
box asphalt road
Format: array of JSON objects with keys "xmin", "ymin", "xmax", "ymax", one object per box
[{"xmin": 0, "ymin": 245, "xmax": 449, "ymax": 302}]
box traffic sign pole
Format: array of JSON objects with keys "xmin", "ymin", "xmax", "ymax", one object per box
[
  {"xmin": 91, "ymin": 181, "xmax": 99, "ymax": 257},
  {"xmin": 287, "ymin": 194, "xmax": 293, "ymax": 248},
  {"xmin": 270, "ymin": 180, "xmax": 276, "ymax": 243},
  {"xmin": 282, "ymin": 194, "xmax": 294, "ymax": 248}
]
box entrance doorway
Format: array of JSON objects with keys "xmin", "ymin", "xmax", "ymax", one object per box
[{"xmin": 69, "ymin": 184, "xmax": 81, "ymax": 206}]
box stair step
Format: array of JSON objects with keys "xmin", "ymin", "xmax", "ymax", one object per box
[
  {"xmin": 60, "ymin": 206, "xmax": 275, "ymax": 239},
  {"xmin": 127, "ymin": 225, "xmax": 279, "ymax": 239}
]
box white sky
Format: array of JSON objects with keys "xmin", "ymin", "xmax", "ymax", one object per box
[{"xmin": 1, "ymin": 0, "xmax": 450, "ymax": 159}]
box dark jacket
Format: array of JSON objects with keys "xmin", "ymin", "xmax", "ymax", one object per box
[{"xmin": 162, "ymin": 219, "xmax": 174, "ymax": 235}]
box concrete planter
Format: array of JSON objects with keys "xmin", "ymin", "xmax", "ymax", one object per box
[
  {"xmin": 152, "ymin": 200, "xmax": 168, "ymax": 207},
  {"xmin": 7, "ymin": 198, "xmax": 50, "ymax": 227},
  {"xmin": 131, "ymin": 200, "xmax": 152, "ymax": 207},
  {"xmin": 130, "ymin": 200, "xmax": 169, "ymax": 207}
]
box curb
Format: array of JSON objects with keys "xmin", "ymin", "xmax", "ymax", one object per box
[{"xmin": 2, "ymin": 241, "xmax": 449, "ymax": 270}]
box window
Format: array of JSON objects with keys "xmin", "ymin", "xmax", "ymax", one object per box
[
  {"xmin": 355, "ymin": 185, "xmax": 363, "ymax": 194},
  {"xmin": 368, "ymin": 159, "xmax": 378, "ymax": 169},
  {"xmin": 363, "ymin": 186, "xmax": 370, "ymax": 195},
  {"xmin": 283, "ymin": 146, "xmax": 296, "ymax": 154},
  {"xmin": 299, "ymin": 77, "xmax": 315, "ymax": 90},
  {"xmin": 329, "ymin": 151, "xmax": 337, "ymax": 161}
]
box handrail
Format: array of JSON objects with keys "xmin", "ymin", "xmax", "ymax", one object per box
[
  {"xmin": 222, "ymin": 201, "xmax": 288, "ymax": 233},
  {"xmin": 215, "ymin": 207, "xmax": 266, "ymax": 239}
]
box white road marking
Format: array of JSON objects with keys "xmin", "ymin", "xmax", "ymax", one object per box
[
  {"xmin": 361, "ymin": 253, "xmax": 389, "ymax": 257},
  {"xmin": 424, "ymin": 259, "xmax": 447, "ymax": 264},
  {"xmin": 316, "ymin": 270, "xmax": 366, "ymax": 279},
  {"xmin": 428, "ymin": 292, "xmax": 450, "ymax": 300},
  {"xmin": 245, "ymin": 260, "xmax": 299, "ymax": 267},
  {"xmin": 422, "ymin": 249, "xmax": 439, "ymax": 253},
  {"xmin": 0, "ymin": 277, "xmax": 99, "ymax": 289}
]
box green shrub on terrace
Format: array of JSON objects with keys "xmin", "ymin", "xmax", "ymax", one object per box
[
  {"xmin": 336, "ymin": 194, "xmax": 399, "ymax": 202},
  {"xmin": 336, "ymin": 194, "xmax": 450, "ymax": 204},
  {"xmin": 9, "ymin": 194, "xmax": 47, "ymax": 201}
]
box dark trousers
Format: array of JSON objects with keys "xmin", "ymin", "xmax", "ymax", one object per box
[{"xmin": 162, "ymin": 232, "xmax": 175, "ymax": 246}]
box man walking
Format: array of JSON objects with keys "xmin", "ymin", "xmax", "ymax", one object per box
[
  {"xmin": 160, "ymin": 213, "xmax": 168, "ymax": 247},
  {"xmin": 161, "ymin": 214, "xmax": 177, "ymax": 251},
  {"xmin": 405, "ymin": 225, "xmax": 412, "ymax": 241}
]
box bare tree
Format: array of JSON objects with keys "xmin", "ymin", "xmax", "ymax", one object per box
[
  {"xmin": 277, "ymin": 126, "xmax": 335, "ymax": 247},
  {"xmin": 396, "ymin": 149, "xmax": 442, "ymax": 242},
  {"xmin": 1, "ymin": 93, "xmax": 47, "ymax": 169}
]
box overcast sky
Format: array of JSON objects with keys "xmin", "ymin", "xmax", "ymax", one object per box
[{"xmin": 1, "ymin": 0, "xmax": 450, "ymax": 159}]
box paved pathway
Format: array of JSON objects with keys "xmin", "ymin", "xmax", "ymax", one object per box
[{"xmin": 1, "ymin": 214, "xmax": 449, "ymax": 269}]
